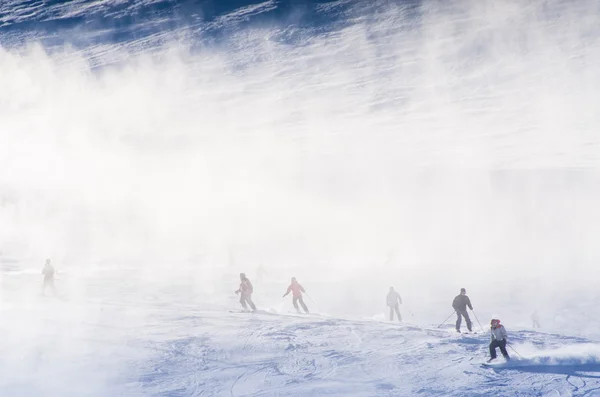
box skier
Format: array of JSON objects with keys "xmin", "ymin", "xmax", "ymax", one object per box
[
  {"xmin": 531, "ymin": 310, "xmax": 541, "ymax": 328},
  {"xmin": 41, "ymin": 258, "xmax": 56, "ymax": 296},
  {"xmin": 283, "ymin": 277, "xmax": 309, "ymax": 313},
  {"xmin": 488, "ymin": 318, "xmax": 510, "ymax": 362},
  {"xmin": 452, "ymin": 288, "xmax": 473, "ymax": 333},
  {"xmin": 256, "ymin": 264, "xmax": 267, "ymax": 284},
  {"xmin": 386, "ymin": 286, "xmax": 402, "ymax": 322},
  {"xmin": 235, "ymin": 273, "xmax": 256, "ymax": 312}
]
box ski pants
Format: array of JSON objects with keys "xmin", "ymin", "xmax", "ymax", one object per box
[
  {"xmin": 389, "ymin": 304, "xmax": 402, "ymax": 322},
  {"xmin": 293, "ymin": 296, "xmax": 309, "ymax": 313},
  {"xmin": 42, "ymin": 278, "xmax": 56, "ymax": 295},
  {"xmin": 489, "ymin": 339, "xmax": 510, "ymax": 359},
  {"xmin": 455, "ymin": 308, "xmax": 472, "ymax": 331},
  {"xmin": 240, "ymin": 293, "xmax": 256, "ymax": 311}
]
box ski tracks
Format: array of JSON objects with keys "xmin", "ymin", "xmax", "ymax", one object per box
[{"xmin": 131, "ymin": 310, "xmax": 600, "ymax": 396}]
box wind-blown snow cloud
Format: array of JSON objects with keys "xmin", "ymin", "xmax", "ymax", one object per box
[{"xmin": 0, "ymin": 0, "xmax": 599, "ymax": 324}]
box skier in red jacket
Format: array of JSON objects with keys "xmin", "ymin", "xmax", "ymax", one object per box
[
  {"xmin": 235, "ymin": 273, "xmax": 256, "ymax": 311},
  {"xmin": 283, "ymin": 277, "xmax": 309, "ymax": 314}
]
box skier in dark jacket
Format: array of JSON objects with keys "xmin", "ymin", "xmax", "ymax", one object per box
[
  {"xmin": 386, "ymin": 287, "xmax": 402, "ymax": 322},
  {"xmin": 235, "ymin": 273, "xmax": 256, "ymax": 311},
  {"xmin": 452, "ymin": 288, "xmax": 473, "ymax": 333}
]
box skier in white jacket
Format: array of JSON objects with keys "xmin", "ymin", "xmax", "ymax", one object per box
[
  {"xmin": 488, "ymin": 319, "xmax": 510, "ymax": 362},
  {"xmin": 386, "ymin": 287, "xmax": 402, "ymax": 322}
]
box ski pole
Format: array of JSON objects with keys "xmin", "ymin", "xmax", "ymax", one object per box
[
  {"xmin": 438, "ymin": 311, "xmax": 456, "ymax": 328},
  {"xmin": 507, "ymin": 342, "xmax": 524, "ymax": 358},
  {"xmin": 304, "ymin": 293, "xmax": 320, "ymax": 312},
  {"xmin": 471, "ymin": 309, "xmax": 485, "ymax": 333},
  {"xmin": 402, "ymin": 305, "xmax": 415, "ymax": 317},
  {"xmin": 267, "ymin": 295, "xmax": 287, "ymax": 313}
]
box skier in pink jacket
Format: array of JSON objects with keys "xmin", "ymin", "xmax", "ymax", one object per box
[{"xmin": 283, "ymin": 277, "xmax": 309, "ymax": 313}]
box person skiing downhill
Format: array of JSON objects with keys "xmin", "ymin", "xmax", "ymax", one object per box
[
  {"xmin": 256, "ymin": 264, "xmax": 267, "ymax": 284},
  {"xmin": 386, "ymin": 287, "xmax": 402, "ymax": 322},
  {"xmin": 531, "ymin": 310, "xmax": 541, "ymax": 328},
  {"xmin": 452, "ymin": 288, "xmax": 473, "ymax": 333},
  {"xmin": 235, "ymin": 273, "xmax": 256, "ymax": 311},
  {"xmin": 283, "ymin": 277, "xmax": 309, "ymax": 313},
  {"xmin": 488, "ymin": 318, "xmax": 510, "ymax": 362},
  {"xmin": 41, "ymin": 258, "xmax": 56, "ymax": 294},
  {"xmin": 41, "ymin": 258, "xmax": 57, "ymax": 296}
]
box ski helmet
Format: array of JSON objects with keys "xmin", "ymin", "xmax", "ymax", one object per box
[
  {"xmin": 460, "ymin": 288, "xmax": 466, "ymax": 294},
  {"xmin": 291, "ymin": 277, "xmax": 297, "ymax": 282},
  {"xmin": 490, "ymin": 319, "xmax": 500, "ymax": 326}
]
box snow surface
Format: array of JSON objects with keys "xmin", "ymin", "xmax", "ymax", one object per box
[
  {"xmin": 2, "ymin": 268, "xmax": 600, "ymax": 397},
  {"xmin": 3, "ymin": 304, "xmax": 600, "ymax": 397}
]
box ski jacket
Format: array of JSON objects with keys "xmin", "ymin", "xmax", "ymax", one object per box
[
  {"xmin": 42, "ymin": 265, "xmax": 55, "ymax": 280},
  {"xmin": 452, "ymin": 294, "xmax": 473, "ymax": 311},
  {"xmin": 285, "ymin": 282, "xmax": 305, "ymax": 297},
  {"xmin": 238, "ymin": 279, "xmax": 253, "ymax": 295},
  {"xmin": 490, "ymin": 325, "xmax": 507, "ymax": 341},
  {"xmin": 386, "ymin": 291, "xmax": 402, "ymax": 306}
]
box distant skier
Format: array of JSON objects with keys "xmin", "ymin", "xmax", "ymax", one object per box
[
  {"xmin": 235, "ymin": 273, "xmax": 256, "ymax": 312},
  {"xmin": 531, "ymin": 310, "xmax": 541, "ymax": 328},
  {"xmin": 41, "ymin": 258, "xmax": 56, "ymax": 296},
  {"xmin": 386, "ymin": 286, "xmax": 402, "ymax": 322},
  {"xmin": 283, "ymin": 277, "xmax": 309, "ymax": 313},
  {"xmin": 452, "ymin": 288, "xmax": 473, "ymax": 333},
  {"xmin": 256, "ymin": 264, "xmax": 267, "ymax": 284},
  {"xmin": 488, "ymin": 319, "xmax": 510, "ymax": 362}
]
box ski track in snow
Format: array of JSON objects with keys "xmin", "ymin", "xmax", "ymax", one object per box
[
  {"xmin": 2, "ymin": 297, "xmax": 598, "ymax": 397},
  {"xmin": 137, "ymin": 312, "xmax": 600, "ymax": 396}
]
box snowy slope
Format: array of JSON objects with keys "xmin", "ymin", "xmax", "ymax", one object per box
[
  {"xmin": 136, "ymin": 312, "xmax": 600, "ymax": 397},
  {"xmin": 2, "ymin": 0, "xmax": 600, "ymax": 395},
  {"xmin": 2, "ymin": 284, "xmax": 600, "ymax": 397},
  {"xmin": 107, "ymin": 315, "xmax": 600, "ymax": 397}
]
